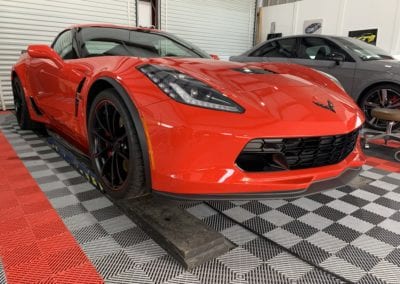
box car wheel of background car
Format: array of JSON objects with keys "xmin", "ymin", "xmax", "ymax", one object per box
[
  {"xmin": 12, "ymin": 77, "xmax": 43, "ymax": 130},
  {"xmin": 360, "ymin": 84, "xmax": 400, "ymax": 130},
  {"xmin": 88, "ymin": 89, "xmax": 147, "ymax": 199}
]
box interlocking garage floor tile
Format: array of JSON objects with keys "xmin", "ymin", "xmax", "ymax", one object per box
[
  {"xmin": 203, "ymin": 164, "xmax": 400, "ymax": 283},
  {"xmin": 0, "ymin": 258, "xmax": 6, "ymax": 284}
]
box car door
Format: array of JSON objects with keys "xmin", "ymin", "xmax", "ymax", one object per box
[
  {"xmin": 291, "ymin": 37, "xmax": 356, "ymax": 95},
  {"xmin": 232, "ymin": 37, "xmax": 298, "ymax": 63},
  {"xmin": 27, "ymin": 29, "xmax": 88, "ymax": 136}
]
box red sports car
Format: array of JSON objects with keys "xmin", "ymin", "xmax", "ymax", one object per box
[{"xmin": 12, "ymin": 24, "xmax": 365, "ymax": 199}]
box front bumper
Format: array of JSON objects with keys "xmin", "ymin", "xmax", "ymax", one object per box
[
  {"xmin": 142, "ymin": 100, "xmax": 365, "ymax": 199},
  {"xmin": 148, "ymin": 128, "xmax": 365, "ymax": 199},
  {"xmin": 153, "ymin": 166, "xmax": 362, "ymax": 200},
  {"xmin": 153, "ymin": 147, "xmax": 365, "ymax": 199}
]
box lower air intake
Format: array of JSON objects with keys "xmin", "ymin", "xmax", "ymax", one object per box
[{"xmin": 236, "ymin": 129, "xmax": 359, "ymax": 172}]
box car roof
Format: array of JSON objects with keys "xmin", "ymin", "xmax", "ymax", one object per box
[
  {"xmin": 66, "ymin": 23, "xmax": 162, "ymax": 33},
  {"xmin": 266, "ymin": 34, "xmax": 347, "ymax": 41}
]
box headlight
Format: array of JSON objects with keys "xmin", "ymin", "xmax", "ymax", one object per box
[
  {"xmin": 138, "ymin": 64, "xmax": 244, "ymax": 113},
  {"xmin": 314, "ymin": 69, "xmax": 345, "ymax": 91}
]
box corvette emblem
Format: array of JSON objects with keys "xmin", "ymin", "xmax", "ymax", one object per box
[{"xmin": 313, "ymin": 100, "xmax": 336, "ymax": 113}]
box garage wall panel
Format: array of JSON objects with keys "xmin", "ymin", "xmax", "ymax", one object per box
[
  {"xmin": 259, "ymin": 2, "xmax": 295, "ymax": 41},
  {"xmin": 160, "ymin": 0, "xmax": 256, "ymax": 60},
  {"xmin": 0, "ymin": 0, "xmax": 136, "ymax": 110}
]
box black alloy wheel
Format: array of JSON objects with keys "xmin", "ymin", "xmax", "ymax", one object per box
[
  {"xmin": 12, "ymin": 77, "xmax": 42, "ymax": 130},
  {"xmin": 88, "ymin": 89, "xmax": 146, "ymax": 199},
  {"xmin": 361, "ymin": 84, "xmax": 400, "ymax": 131}
]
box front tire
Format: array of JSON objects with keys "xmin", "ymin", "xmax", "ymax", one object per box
[
  {"xmin": 359, "ymin": 84, "xmax": 400, "ymax": 131},
  {"xmin": 88, "ymin": 89, "xmax": 147, "ymax": 199}
]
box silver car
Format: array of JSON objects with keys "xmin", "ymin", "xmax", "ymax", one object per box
[{"xmin": 231, "ymin": 35, "xmax": 400, "ymax": 130}]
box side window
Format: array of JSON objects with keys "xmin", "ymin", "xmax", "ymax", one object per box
[
  {"xmin": 52, "ymin": 30, "xmax": 77, "ymax": 60},
  {"xmin": 298, "ymin": 37, "xmax": 349, "ymax": 61},
  {"xmin": 159, "ymin": 40, "xmax": 192, "ymax": 57},
  {"xmin": 250, "ymin": 38, "xmax": 297, "ymax": 58}
]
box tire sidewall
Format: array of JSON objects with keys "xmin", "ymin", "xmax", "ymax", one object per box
[{"xmin": 88, "ymin": 89, "xmax": 145, "ymax": 199}]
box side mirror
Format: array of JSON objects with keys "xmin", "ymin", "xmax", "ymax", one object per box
[
  {"xmin": 27, "ymin": 45, "xmax": 64, "ymax": 69},
  {"xmin": 328, "ymin": 52, "xmax": 345, "ymax": 65},
  {"xmin": 210, "ymin": 54, "xmax": 220, "ymax": 60}
]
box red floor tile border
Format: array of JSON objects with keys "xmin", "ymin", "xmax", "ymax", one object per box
[
  {"xmin": 369, "ymin": 138, "xmax": 400, "ymax": 149},
  {"xmin": 365, "ymin": 155, "xmax": 400, "ymax": 173},
  {"xmin": 0, "ymin": 133, "xmax": 104, "ymax": 284},
  {"xmin": 0, "ymin": 111, "xmax": 12, "ymax": 115}
]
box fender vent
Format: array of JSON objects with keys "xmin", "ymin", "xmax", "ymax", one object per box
[
  {"xmin": 29, "ymin": 97, "xmax": 43, "ymax": 115},
  {"xmin": 75, "ymin": 78, "xmax": 86, "ymax": 116}
]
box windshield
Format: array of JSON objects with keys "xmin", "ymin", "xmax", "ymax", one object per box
[
  {"xmin": 79, "ymin": 27, "xmax": 209, "ymax": 59},
  {"xmin": 335, "ymin": 37, "xmax": 394, "ymax": 61}
]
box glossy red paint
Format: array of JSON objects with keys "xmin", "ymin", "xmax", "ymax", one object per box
[
  {"xmin": 12, "ymin": 24, "xmax": 365, "ymax": 197},
  {"xmin": 209, "ymin": 54, "xmax": 220, "ymax": 60}
]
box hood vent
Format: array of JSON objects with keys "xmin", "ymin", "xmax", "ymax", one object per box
[{"xmin": 233, "ymin": 67, "xmax": 276, "ymax": 75}]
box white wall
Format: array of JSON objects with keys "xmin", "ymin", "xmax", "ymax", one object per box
[
  {"xmin": 342, "ymin": 0, "xmax": 400, "ymax": 54},
  {"xmin": 294, "ymin": 0, "xmax": 342, "ymax": 35},
  {"xmin": 260, "ymin": 0, "xmax": 400, "ymax": 56},
  {"xmin": 260, "ymin": 3, "xmax": 295, "ymax": 38},
  {"xmin": 138, "ymin": 0, "xmax": 152, "ymax": 27}
]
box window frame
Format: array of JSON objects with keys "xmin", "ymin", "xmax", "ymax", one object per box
[
  {"xmin": 249, "ymin": 37, "xmax": 298, "ymax": 58},
  {"xmin": 73, "ymin": 27, "xmax": 210, "ymax": 59},
  {"xmin": 297, "ymin": 36, "xmax": 355, "ymax": 62},
  {"xmin": 51, "ymin": 29, "xmax": 78, "ymax": 60}
]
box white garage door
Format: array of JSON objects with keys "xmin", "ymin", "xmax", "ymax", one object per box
[
  {"xmin": 160, "ymin": 0, "xmax": 256, "ymax": 60},
  {"xmin": 0, "ymin": 0, "xmax": 136, "ymax": 110}
]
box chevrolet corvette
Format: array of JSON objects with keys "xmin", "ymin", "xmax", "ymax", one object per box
[{"xmin": 12, "ymin": 24, "xmax": 365, "ymax": 199}]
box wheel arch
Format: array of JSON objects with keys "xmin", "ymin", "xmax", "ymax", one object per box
[
  {"xmin": 11, "ymin": 69, "xmax": 24, "ymax": 90},
  {"xmin": 11, "ymin": 70, "xmax": 17, "ymax": 81},
  {"xmin": 357, "ymin": 81, "xmax": 400, "ymax": 105},
  {"xmin": 11, "ymin": 63, "xmax": 28, "ymax": 88},
  {"xmin": 86, "ymin": 77, "xmax": 152, "ymax": 190}
]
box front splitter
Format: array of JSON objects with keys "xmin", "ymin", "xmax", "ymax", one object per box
[{"xmin": 153, "ymin": 167, "xmax": 362, "ymax": 200}]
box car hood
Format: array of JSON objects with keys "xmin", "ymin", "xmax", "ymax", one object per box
[{"xmin": 143, "ymin": 58, "xmax": 364, "ymax": 133}]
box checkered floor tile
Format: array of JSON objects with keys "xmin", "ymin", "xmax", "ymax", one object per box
[
  {"xmin": 204, "ymin": 170, "xmax": 400, "ymax": 283},
  {"xmin": 1, "ymin": 114, "xmax": 399, "ymax": 283},
  {"xmin": 0, "ymin": 258, "xmax": 6, "ymax": 284}
]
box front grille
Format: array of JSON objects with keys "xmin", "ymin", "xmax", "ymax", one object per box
[{"xmin": 236, "ymin": 129, "xmax": 359, "ymax": 172}]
